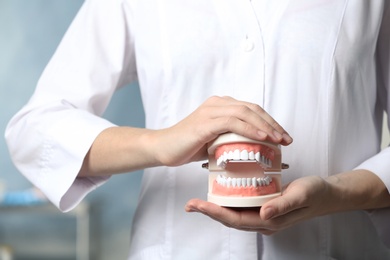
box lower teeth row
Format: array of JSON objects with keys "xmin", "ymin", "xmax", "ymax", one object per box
[{"xmin": 216, "ymin": 175, "xmax": 272, "ymax": 188}]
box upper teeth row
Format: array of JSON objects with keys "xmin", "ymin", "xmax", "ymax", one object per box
[
  {"xmin": 216, "ymin": 174, "xmax": 272, "ymax": 188},
  {"xmin": 217, "ymin": 150, "xmax": 272, "ymax": 168}
]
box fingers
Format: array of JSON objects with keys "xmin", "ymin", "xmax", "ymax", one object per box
[
  {"xmin": 186, "ymin": 177, "xmax": 330, "ymax": 235},
  {"xmin": 220, "ymin": 96, "xmax": 288, "ymax": 135},
  {"xmin": 260, "ymin": 183, "xmax": 310, "ymax": 221},
  {"xmin": 161, "ymin": 95, "xmax": 292, "ymax": 167},
  {"xmin": 186, "ymin": 199, "xmax": 283, "ymax": 235},
  {"xmin": 186, "ymin": 199, "xmax": 267, "ymax": 231},
  {"xmin": 261, "ymin": 198, "xmax": 295, "ymax": 220},
  {"xmin": 186, "ymin": 198, "xmax": 302, "ymax": 235},
  {"xmin": 202, "ymin": 96, "xmax": 293, "ymax": 145}
]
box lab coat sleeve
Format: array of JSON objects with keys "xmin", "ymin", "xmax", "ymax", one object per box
[
  {"xmin": 4, "ymin": 0, "xmax": 137, "ymax": 212},
  {"xmin": 355, "ymin": 3, "xmax": 390, "ymax": 248}
]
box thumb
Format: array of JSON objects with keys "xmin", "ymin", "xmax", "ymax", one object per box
[{"xmin": 260, "ymin": 194, "xmax": 301, "ymax": 220}]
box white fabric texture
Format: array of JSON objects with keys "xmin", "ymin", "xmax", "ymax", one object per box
[{"xmin": 5, "ymin": 0, "xmax": 390, "ymax": 259}]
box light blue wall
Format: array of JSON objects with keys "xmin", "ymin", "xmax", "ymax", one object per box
[{"xmin": 0, "ymin": 1, "xmax": 144, "ymax": 259}]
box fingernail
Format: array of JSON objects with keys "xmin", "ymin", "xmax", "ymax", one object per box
[
  {"xmin": 264, "ymin": 207, "xmax": 274, "ymax": 220},
  {"xmin": 273, "ymin": 130, "xmax": 283, "ymax": 141},
  {"xmin": 282, "ymin": 133, "xmax": 293, "ymax": 144}
]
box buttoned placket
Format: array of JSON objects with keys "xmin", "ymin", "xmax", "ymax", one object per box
[
  {"xmin": 225, "ymin": 0, "xmax": 266, "ymax": 108},
  {"xmin": 242, "ymin": 0, "xmax": 289, "ymax": 110}
]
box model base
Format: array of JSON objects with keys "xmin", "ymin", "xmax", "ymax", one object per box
[{"xmin": 207, "ymin": 192, "xmax": 281, "ymax": 207}]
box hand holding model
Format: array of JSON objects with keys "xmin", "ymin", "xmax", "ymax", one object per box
[
  {"xmin": 185, "ymin": 99, "xmax": 390, "ymax": 235},
  {"xmin": 152, "ymin": 96, "xmax": 292, "ymax": 165},
  {"xmin": 186, "ymin": 164, "xmax": 390, "ymax": 235},
  {"xmin": 79, "ymin": 96, "xmax": 292, "ymax": 177}
]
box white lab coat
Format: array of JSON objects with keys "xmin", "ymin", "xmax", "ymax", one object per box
[{"xmin": 5, "ymin": 0, "xmax": 390, "ymax": 259}]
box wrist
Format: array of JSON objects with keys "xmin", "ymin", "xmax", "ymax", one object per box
[
  {"xmin": 142, "ymin": 127, "xmax": 185, "ymax": 167},
  {"xmin": 324, "ymin": 174, "xmax": 350, "ymax": 213},
  {"xmin": 325, "ymin": 170, "xmax": 390, "ymax": 212},
  {"xmin": 138, "ymin": 128, "xmax": 165, "ymax": 168}
]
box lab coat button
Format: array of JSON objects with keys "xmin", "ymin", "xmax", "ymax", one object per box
[{"xmin": 242, "ymin": 38, "xmax": 255, "ymax": 52}]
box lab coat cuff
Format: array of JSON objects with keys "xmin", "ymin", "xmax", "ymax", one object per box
[
  {"xmin": 354, "ymin": 146, "xmax": 390, "ymax": 192},
  {"xmin": 355, "ymin": 147, "xmax": 390, "ymax": 248},
  {"xmin": 365, "ymin": 208, "xmax": 390, "ymax": 248},
  {"xmin": 41, "ymin": 110, "xmax": 115, "ymax": 212},
  {"xmin": 59, "ymin": 175, "xmax": 110, "ymax": 212}
]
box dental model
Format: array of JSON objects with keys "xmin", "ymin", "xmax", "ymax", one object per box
[{"xmin": 203, "ymin": 133, "xmax": 288, "ymax": 207}]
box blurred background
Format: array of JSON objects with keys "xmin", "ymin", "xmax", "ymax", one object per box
[
  {"xmin": 1, "ymin": 1, "xmax": 390, "ymax": 260},
  {"xmin": 0, "ymin": 1, "xmax": 144, "ymax": 259}
]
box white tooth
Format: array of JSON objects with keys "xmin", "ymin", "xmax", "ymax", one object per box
[
  {"xmin": 260, "ymin": 178, "xmax": 265, "ymax": 186},
  {"xmin": 242, "ymin": 178, "xmax": 247, "ymax": 187},
  {"xmin": 233, "ymin": 149, "xmax": 240, "ymax": 160},
  {"xmin": 220, "ymin": 153, "xmax": 226, "ymax": 165},
  {"xmin": 221, "ymin": 159, "xmax": 227, "ymax": 168},
  {"xmin": 240, "ymin": 150, "xmax": 249, "ymax": 160},
  {"xmin": 219, "ymin": 154, "xmax": 228, "ymax": 168},
  {"xmin": 217, "ymin": 156, "xmax": 222, "ymax": 167},
  {"xmin": 237, "ymin": 178, "xmax": 242, "ymax": 187},
  {"xmin": 227, "ymin": 177, "xmax": 232, "ymax": 187},
  {"xmin": 223, "ymin": 152, "xmax": 228, "ymax": 162},
  {"xmin": 228, "ymin": 151, "xmax": 233, "ymax": 160},
  {"xmin": 255, "ymin": 152, "xmax": 260, "ymax": 162},
  {"xmin": 249, "ymin": 151, "xmax": 255, "ymax": 160},
  {"xmin": 218, "ymin": 159, "xmax": 226, "ymax": 169},
  {"xmin": 247, "ymin": 178, "xmax": 251, "ymax": 187},
  {"xmin": 252, "ymin": 177, "xmax": 257, "ymax": 187},
  {"xmin": 217, "ymin": 175, "xmax": 222, "ymax": 185},
  {"xmin": 265, "ymin": 177, "xmax": 270, "ymax": 185},
  {"xmin": 219, "ymin": 175, "xmax": 225, "ymax": 186},
  {"xmin": 220, "ymin": 175, "xmax": 225, "ymax": 186},
  {"xmin": 223, "ymin": 177, "xmax": 227, "ymax": 186},
  {"xmin": 232, "ymin": 178, "xmax": 237, "ymax": 187},
  {"xmin": 257, "ymin": 178, "xmax": 262, "ymax": 186},
  {"xmin": 261, "ymin": 155, "xmax": 266, "ymax": 164}
]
